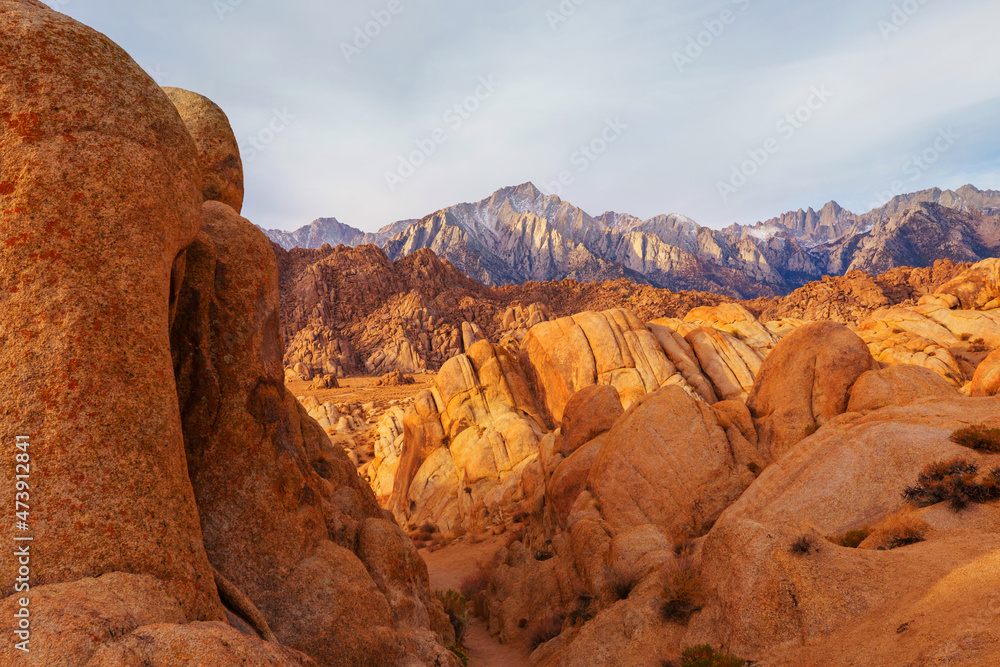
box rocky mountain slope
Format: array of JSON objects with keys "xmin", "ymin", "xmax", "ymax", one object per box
[
  {"xmin": 276, "ymin": 239, "xmax": 973, "ymax": 383},
  {"xmin": 265, "ymin": 183, "xmax": 1000, "ymax": 299}
]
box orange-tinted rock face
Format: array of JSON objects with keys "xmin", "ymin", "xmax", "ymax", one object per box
[
  {"xmin": 971, "ymin": 349, "xmax": 1000, "ymax": 397},
  {"xmin": 171, "ymin": 201, "xmax": 455, "ymax": 664},
  {"xmin": 164, "ymin": 87, "xmax": 245, "ymax": 213},
  {"xmin": 748, "ymin": 321, "xmax": 879, "ymax": 460},
  {"xmin": 0, "ymin": 0, "xmax": 221, "ymax": 621}
]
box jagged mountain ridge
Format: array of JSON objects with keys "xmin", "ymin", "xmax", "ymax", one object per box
[{"xmin": 262, "ymin": 183, "xmax": 1000, "ymax": 298}]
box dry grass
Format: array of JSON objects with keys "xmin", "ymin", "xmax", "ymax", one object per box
[
  {"xmin": 903, "ymin": 458, "xmax": 1000, "ymax": 511},
  {"xmin": 607, "ymin": 563, "xmax": 642, "ymax": 602},
  {"xmin": 862, "ymin": 511, "xmax": 930, "ymax": 551},
  {"xmin": 528, "ymin": 612, "xmax": 566, "ymax": 651},
  {"xmin": 566, "ymin": 589, "xmax": 595, "ymax": 625},
  {"xmin": 951, "ymin": 424, "xmax": 1000, "ymax": 453},
  {"xmin": 660, "ymin": 556, "xmax": 703, "ymax": 624}
]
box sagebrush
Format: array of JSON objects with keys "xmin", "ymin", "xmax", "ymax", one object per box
[{"xmin": 903, "ymin": 458, "xmax": 1000, "ymax": 511}]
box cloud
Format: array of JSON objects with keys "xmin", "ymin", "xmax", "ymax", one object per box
[{"xmin": 51, "ymin": 0, "xmax": 1000, "ymax": 231}]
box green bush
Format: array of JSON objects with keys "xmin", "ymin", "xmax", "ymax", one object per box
[
  {"xmin": 434, "ymin": 590, "xmax": 470, "ymax": 644},
  {"xmin": 828, "ymin": 527, "xmax": 871, "ymax": 549},
  {"xmin": 447, "ymin": 644, "xmax": 469, "ymax": 666},
  {"xmin": 681, "ymin": 645, "xmax": 746, "ymax": 667}
]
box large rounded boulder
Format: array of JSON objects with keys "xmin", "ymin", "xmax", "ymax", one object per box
[
  {"xmin": 0, "ymin": 0, "xmax": 220, "ymax": 620},
  {"xmin": 163, "ymin": 86, "xmax": 245, "ymax": 212},
  {"xmin": 587, "ymin": 385, "xmax": 760, "ymax": 536},
  {"xmin": 748, "ymin": 321, "xmax": 879, "ymax": 460}
]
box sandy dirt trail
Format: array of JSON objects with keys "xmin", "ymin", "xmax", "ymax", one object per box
[{"xmin": 421, "ymin": 537, "xmax": 531, "ymax": 667}]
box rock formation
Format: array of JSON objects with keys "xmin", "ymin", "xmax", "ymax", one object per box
[{"xmin": 0, "ymin": 4, "xmax": 457, "ymax": 664}]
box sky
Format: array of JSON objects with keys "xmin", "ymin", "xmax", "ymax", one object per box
[{"xmin": 50, "ymin": 0, "xmax": 1000, "ymax": 233}]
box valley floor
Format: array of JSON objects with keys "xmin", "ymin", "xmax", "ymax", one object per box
[{"xmin": 421, "ymin": 536, "xmax": 530, "ymax": 667}]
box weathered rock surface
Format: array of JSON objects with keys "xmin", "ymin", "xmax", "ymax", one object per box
[
  {"xmin": 172, "ymin": 201, "xmax": 456, "ymax": 664},
  {"xmin": 588, "ymin": 386, "xmax": 762, "ymax": 536},
  {"xmin": 1, "ymin": 6, "xmax": 457, "ymax": 664},
  {"xmin": 748, "ymin": 322, "xmax": 880, "ymax": 460},
  {"xmin": 520, "ymin": 309, "xmax": 708, "ymax": 424},
  {"xmin": 848, "ymin": 365, "xmax": 958, "ymax": 413},
  {"xmin": 971, "ymin": 349, "xmax": 1000, "ymax": 396},
  {"xmin": 380, "ymin": 341, "xmax": 546, "ymax": 534},
  {"xmin": 0, "ymin": 573, "xmax": 318, "ymax": 666},
  {"xmin": 163, "ymin": 87, "xmax": 244, "ymax": 212},
  {"xmin": 0, "ymin": 0, "xmax": 220, "ymax": 621},
  {"xmin": 558, "ymin": 385, "xmax": 623, "ymax": 456}
]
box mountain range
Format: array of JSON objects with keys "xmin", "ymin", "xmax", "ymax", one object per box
[{"xmin": 262, "ymin": 183, "xmax": 1000, "ymax": 298}]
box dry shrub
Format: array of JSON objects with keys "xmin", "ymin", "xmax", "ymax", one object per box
[
  {"xmin": 661, "ymin": 556, "xmax": 703, "ymax": 624},
  {"xmin": 673, "ymin": 535, "xmax": 697, "ymax": 557},
  {"xmin": 903, "ymin": 458, "xmax": 1000, "ymax": 511},
  {"xmin": 607, "ymin": 564, "xmax": 642, "ymax": 602},
  {"xmin": 681, "ymin": 645, "xmax": 746, "ymax": 666},
  {"xmin": 960, "ymin": 332, "xmax": 973, "ymax": 341},
  {"xmin": 459, "ymin": 562, "xmax": 492, "ymax": 619},
  {"xmin": 862, "ymin": 512, "xmax": 929, "ymax": 551},
  {"xmin": 789, "ymin": 535, "xmax": 813, "ymax": 555},
  {"xmin": 528, "ymin": 612, "xmax": 566, "ymax": 651},
  {"xmin": 951, "ymin": 424, "xmax": 1000, "ymax": 453},
  {"xmin": 828, "ymin": 527, "xmax": 871, "ymax": 549}
]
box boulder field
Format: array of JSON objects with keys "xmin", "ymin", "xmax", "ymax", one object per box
[
  {"xmin": 6, "ymin": 2, "xmax": 1000, "ymax": 666},
  {"xmin": 369, "ymin": 269, "xmax": 1000, "ymax": 664},
  {"xmin": 1, "ymin": 2, "xmax": 457, "ymax": 665}
]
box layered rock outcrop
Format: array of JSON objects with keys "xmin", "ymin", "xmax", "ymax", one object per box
[{"xmin": 377, "ymin": 341, "xmax": 547, "ymax": 534}]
